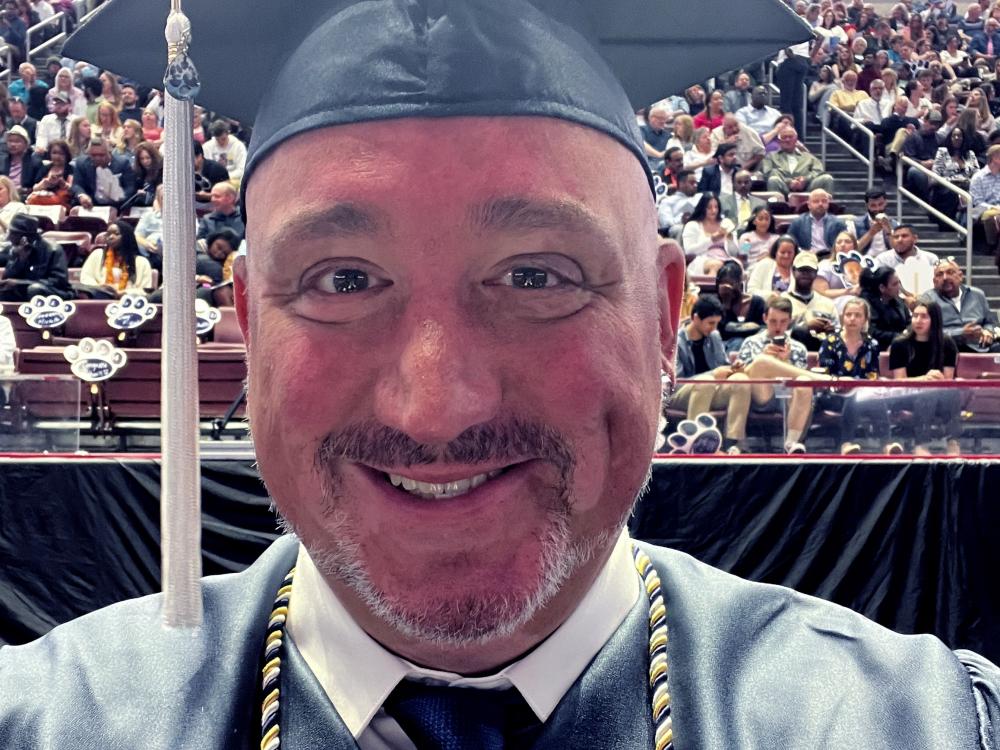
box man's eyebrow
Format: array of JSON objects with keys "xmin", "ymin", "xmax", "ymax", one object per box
[
  {"xmin": 261, "ymin": 202, "xmax": 386, "ymax": 251},
  {"xmin": 467, "ymin": 196, "xmax": 610, "ymax": 238}
]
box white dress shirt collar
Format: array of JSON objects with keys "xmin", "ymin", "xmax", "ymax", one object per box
[{"xmin": 286, "ymin": 529, "xmax": 640, "ymax": 739}]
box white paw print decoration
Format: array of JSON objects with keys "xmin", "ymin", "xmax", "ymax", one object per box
[
  {"xmin": 63, "ymin": 337, "xmax": 128, "ymax": 382},
  {"xmin": 665, "ymin": 413, "xmax": 723, "ymax": 455},
  {"xmin": 18, "ymin": 295, "xmax": 76, "ymax": 331},
  {"xmin": 195, "ymin": 298, "xmax": 222, "ymax": 337},
  {"xmin": 105, "ymin": 294, "xmax": 158, "ymax": 331}
]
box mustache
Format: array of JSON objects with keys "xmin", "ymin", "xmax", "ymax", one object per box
[{"xmin": 315, "ymin": 418, "xmax": 575, "ymax": 473}]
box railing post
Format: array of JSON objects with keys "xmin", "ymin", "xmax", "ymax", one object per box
[
  {"xmin": 967, "ymin": 201, "xmax": 975, "ymax": 286},
  {"xmin": 801, "ymin": 82, "xmax": 807, "ymax": 138},
  {"xmin": 867, "ymin": 131, "xmax": 874, "ymax": 190},
  {"xmin": 896, "ymin": 157, "xmax": 903, "ymax": 222},
  {"xmin": 821, "ymin": 112, "xmax": 827, "ymax": 164}
]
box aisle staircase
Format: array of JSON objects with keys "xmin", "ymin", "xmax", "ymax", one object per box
[{"xmin": 802, "ymin": 128, "xmax": 1000, "ymax": 306}]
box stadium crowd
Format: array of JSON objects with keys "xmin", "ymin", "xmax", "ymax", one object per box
[{"xmin": 1, "ymin": 0, "xmax": 999, "ymax": 455}]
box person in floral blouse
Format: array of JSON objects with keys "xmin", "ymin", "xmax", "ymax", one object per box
[{"xmin": 818, "ymin": 296, "xmax": 903, "ymax": 454}]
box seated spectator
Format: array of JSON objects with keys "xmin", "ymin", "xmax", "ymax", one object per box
[
  {"xmin": 922, "ymin": 256, "xmax": 1000, "ymax": 352},
  {"xmin": 34, "ymin": 90, "xmax": 74, "ymax": 153},
  {"xmin": 640, "ymin": 104, "xmax": 671, "ymax": 172},
  {"xmin": 140, "ymin": 108, "xmax": 162, "ymax": 147},
  {"xmin": 7, "ymin": 98, "xmax": 37, "ymax": 147},
  {"xmin": 66, "ymin": 114, "xmax": 91, "ymax": 158},
  {"xmin": 683, "ymin": 127, "xmax": 715, "ymax": 180},
  {"xmin": 1, "ymin": 124, "xmax": 44, "ymax": 196},
  {"xmin": 873, "ymin": 224, "xmax": 939, "ymax": 295},
  {"xmin": 71, "ymin": 135, "xmax": 136, "ymax": 210},
  {"xmin": 970, "ymin": 143, "xmax": 1000, "ymax": 271},
  {"xmin": 698, "ymin": 142, "xmax": 739, "ymax": 196},
  {"xmin": 117, "ymin": 83, "xmax": 143, "ymax": 124},
  {"xmin": 202, "ymin": 119, "xmax": 246, "ymax": 184},
  {"xmin": 722, "ymin": 170, "xmax": 765, "ymax": 225},
  {"xmin": 0, "ymin": 175, "xmax": 25, "ymax": 234},
  {"xmin": 661, "ymin": 146, "xmax": 685, "ymax": 191},
  {"xmin": 930, "ymin": 126, "xmax": 978, "ymax": 222},
  {"xmin": 724, "ymin": 71, "xmax": 754, "ymax": 113},
  {"xmin": 8, "ymin": 63, "xmax": 47, "ymax": 109},
  {"xmin": 77, "ymin": 220, "xmax": 152, "ymax": 299},
  {"xmin": 958, "ymin": 2, "xmax": 985, "ymax": 37},
  {"xmin": 0, "ymin": 214, "xmax": 71, "ymax": 301},
  {"xmin": 665, "ymin": 114, "xmax": 695, "ymax": 154},
  {"xmin": 197, "ymin": 181, "xmax": 245, "ymax": 242},
  {"xmin": 670, "ymin": 293, "xmax": 751, "ymax": 454},
  {"xmin": 941, "ymin": 34, "xmax": 974, "ymax": 77},
  {"xmin": 715, "ymin": 259, "xmax": 766, "ymax": 353},
  {"xmin": 879, "ymin": 97, "xmax": 921, "ymax": 167},
  {"xmin": 966, "ymin": 86, "xmax": 996, "ymax": 133},
  {"xmin": 828, "ymin": 70, "xmax": 872, "ymax": 120},
  {"xmin": 762, "ymin": 126, "xmax": 835, "ymax": 195},
  {"xmin": 685, "ymin": 84, "xmax": 706, "ymax": 117},
  {"xmin": 130, "ymin": 141, "xmax": 162, "ymax": 208},
  {"xmin": 656, "ymin": 169, "xmax": 701, "ymax": 238},
  {"xmin": 817, "ymin": 297, "xmax": 901, "ymax": 454},
  {"xmin": 94, "ymin": 101, "xmax": 123, "ymax": 148},
  {"xmin": 854, "ymin": 188, "xmax": 896, "ymax": 256},
  {"xmin": 899, "ymin": 80, "xmax": 931, "ymax": 121},
  {"xmin": 193, "ymin": 140, "xmax": 230, "ymax": 204},
  {"xmin": 748, "ymin": 234, "xmax": 799, "ymax": 297},
  {"xmin": 709, "ymin": 114, "xmax": 765, "ymax": 173},
  {"xmin": 135, "ymin": 184, "xmax": 164, "ymax": 272},
  {"xmin": 856, "ymin": 51, "xmax": 883, "ymax": 95},
  {"xmin": 737, "ymin": 295, "xmax": 821, "ymax": 453},
  {"xmin": 860, "ymin": 266, "xmax": 912, "ymax": 350},
  {"xmin": 0, "ymin": 1, "xmax": 26, "ymax": 62},
  {"xmin": 761, "ymin": 113, "xmax": 799, "ymax": 154},
  {"xmin": 693, "ymin": 90, "xmax": 726, "ymax": 131},
  {"xmin": 854, "ymin": 78, "xmax": 895, "ymax": 131},
  {"xmin": 45, "ymin": 67, "xmax": 85, "ymax": 118},
  {"xmin": 901, "ymin": 110, "xmax": 943, "ymax": 200},
  {"xmin": 736, "ymin": 86, "xmax": 781, "ymax": 137},
  {"xmin": 197, "ymin": 228, "xmax": 238, "ymax": 307},
  {"xmin": 786, "ymin": 188, "xmax": 847, "ymax": 256},
  {"xmin": 26, "ymin": 138, "xmax": 73, "ymax": 209},
  {"xmin": 682, "ymin": 193, "xmax": 737, "ymax": 275},
  {"xmin": 808, "ymin": 65, "xmax": 838, "ymax": 108},
  {"xmin": 0, "ymin": 300, "xmax": 13, "ymax": 375},
  {"xmin": 889, "ymin": 299, "xmax": 962, "ymax": 455},
  {"xmin": 114, "ymin": 118, "xmax": 142, "ymax": 164},
  {"xmin": 736, "ymin": 205, "xmax": 777, "ymax": 268},
  {"xmin": 815, "ymin": 231, "xmax": 867, "ymax": 309},
  {"xmin": 782, "ymin": 251, "xmax": 839, "ymax": 351},
  {"xmin": 968, "ymin": 17, "xmax": 1000, "ymax": 65}
]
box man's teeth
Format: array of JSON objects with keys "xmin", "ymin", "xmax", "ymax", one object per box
[{"xmin": 387, "ymin": 469, "xmax": 503, "ymax": 499}]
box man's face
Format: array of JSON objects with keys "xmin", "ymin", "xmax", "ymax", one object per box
[
  {"xmin": 647, "ymin": 110, "xmax": 668, "ymax": 130},
  {"xmin": 892, "ymin": 227, "xmax": 916, "ymax": 254},
  {"xmin": 88, "ymin": 144, "xmax": 110, "ymax": 168},
  {"xmin": 9, "ymin": 100, "xmax": 24, "ymax": 120},
  {"xmin": 736, "ymin": 73, "xmax": 750, "ymax": 91},
  {"xmin": 933, "ymin": 261, "xmax": 963, "ymax": 296},
  {"xmin": 794, "ymin": 265, "xmax": 817, "ymax": 291},
  {"xmin": 870, "ymin": 81, "xmax": 885, "ymax": 100},
  {"xmin": 667, "ymin": 150, "xmax": 684, "ymax": 172},
  {"xmin": 808, "ymin": 190, "xmax": 829, "ymax": 217},
  {"xmin": 723, "ymin": 116, "xmax": 740, "ymax": 136},
  {"xmin": 922, "ymin": 117, "xmax": 938, "ymax": 134},
  {"xmin": 734, "ymin": 173, "xmax": 752, "ymax": 195},
  {"xmin": 210, "ymin": 185, "xmax": 236, "ymax": 213},
  {"xmin": 720, "ymin": 149, "xmax": 737, "ymax": 168},
  {"xmin": 693, "ymin": 314, "xmax": 721, "ymax": 337},
  {"xmin": 679, "ymin": 173, "xmax": 699, "ymax": 196},
  {"xmin": 237, "ymin": 117, "xmax": 681, "ymax": 663},
  {"xmin": 6, "ymin": 134, "xmax": 26, "ymax": 157},
  {"xmin": 751, "ymin": 88, "xmax": 767, "ymax": 109},
  {"xmin": 765, "ymin": 308, "xmax": 791, "ymax": 337},
  {"xmin": 122, "ymin": 86, "xmax": 137, "ymax": 107},
  {"xmin": 53, "ymin": 99, "xmax": 70, "ymax": 117},
  {"xmin": 208, "ymin": 238, "xmax": 233, "ymax": 262},
  {"xmin": 893, "ymin": 97, "xmax": 908, "ymax": 116},
  {"xmin": 778, "ymin": 129, "xmax": 798, "ymax": 152},
  {"xmin": 867, "ymin": 195, "xmax": 886, "ymax": 216}
]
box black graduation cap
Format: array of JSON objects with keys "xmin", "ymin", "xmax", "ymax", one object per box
[{"xmin": 65, "ymin": 0, "xmax": 809, "ymax": 190}]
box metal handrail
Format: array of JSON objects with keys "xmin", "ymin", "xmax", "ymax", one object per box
[
  {"xmin": 0, "ymin": 43, "xmax": 12, "ymax": 83},
  {"xmin": 895, "ymin": 154, "xmax": 974, "ymax": 284},
  {"xmin": 767, "ymin": 59, "xmax": 808, "ymax": 138},
  {"xmin": 76, "ymin": 1, "xmax": 103, "ymax": 26},
  {"xmin": 26, "ymin": 12, "xmax": 66, "ymax": 58},
  {"xmin": 821, "ymin": 104, "xmax": 875, "ymax": 189}
]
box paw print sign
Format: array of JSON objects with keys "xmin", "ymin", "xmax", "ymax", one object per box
[
  {"xmin": 105, "ymin": 294, "xmax": 157, "ymax": 331},
  {"xmin": 63, "ymin": 337, "xmax": 128, "ymax": 382},
  {"xmin": 18, "ymin": 295, "xmax": 76, "ymax": 331},
  {"xmin": 832, "ymin": 251, "xmax": 876, "ymax": 287},
  {"xmin": 195, "ymin": 298, "xmax": 222, "ymax": 337},
  {"xmin": 665, "ymin": 413, "xmax": 723, "ymax": 455}
]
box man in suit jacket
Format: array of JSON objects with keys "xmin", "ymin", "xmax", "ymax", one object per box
[
  {"xmin": 720, "ymin": 170, "xmax": 766, "ymax": 225},
  {"xmin": 762, "ymin": 126, "xmax": 835, "ymax": 195},
  {"xmin": 698, "ymin": 142, "xmax": 739, "ymax": 196},
  {"xmin": 71, "ymin": 135, "xmax": 136, "ymax": 209},
  {"xmin": 787, "ymin": 188, "xmax": 847, "ymax": 256},
  {"xmin": 6, "ymin": 98, "xmax": 37, "ymax": 145},
  {"xmin": 0, "ymin": 125, "xmax": 45, "ymax": 196}
]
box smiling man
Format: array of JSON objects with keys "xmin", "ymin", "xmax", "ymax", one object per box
[{"xmin": 0, "ymin": 0, "xmax": 997, "ymax": 748}]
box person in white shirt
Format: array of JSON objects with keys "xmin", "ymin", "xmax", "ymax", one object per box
[
  {"xmin": 854, "ymin": 78, "xmax": 895, "ymax": 131},
  {"xmin": 34, "ymin": 91, "xmax": 73, "ymax": 152},
  {"xmin": 873, "ymin": 223, "xmax": 939, "ymax": 296},
  {"xmin": 735, "ymin": 86, "xmax": 781, "ymax": 136},
  {"xmin": 657, "ymin": 169, "xmax": 702, "ymax": 238},
  {"xmin": 202, "ymin": 119, "xmax": 247, "ymax": 184}
]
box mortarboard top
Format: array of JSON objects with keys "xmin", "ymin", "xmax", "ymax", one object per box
[{"xmin": 65, "ymin": 0, "xmax": 809, "ymax": 194}]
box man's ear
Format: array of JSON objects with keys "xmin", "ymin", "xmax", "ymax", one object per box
[
  {"xmin": 656, "ymin": 237, "xmax": 686, "ymax": 383},
  {"xmin": 233, "ymin": 254, "xmax": 251, "ymax": 353}
]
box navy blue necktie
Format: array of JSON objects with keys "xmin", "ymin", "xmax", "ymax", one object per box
[{"xmin": 384, "ymin": 680, "xmax": 538, "ymax": 750}]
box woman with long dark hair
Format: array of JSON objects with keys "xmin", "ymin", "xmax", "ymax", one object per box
[
  {"xmin": 682, "ymin": 193, "xmax": 737, "ymax": 275},
  {"xmin": 715, "ymin": 260, "xmax": 766, "ymax": 353},
  {"xmin": 132, "ymin": 142, "xmax": 163, "ymax": 207},
  {"xmin": 77, "ymin": 220, "xmax": 153, "ymax": 299},
  {"xmin": 859, "ymin": 266, "xmax": 911, "ymax": 350},
  {"xmin": 889, "ymin": 299, "xmax": 962, "ymax": 454},
  {"xmin": 736, "ymin": 206, "xmax": 778, "ymax": 268}
]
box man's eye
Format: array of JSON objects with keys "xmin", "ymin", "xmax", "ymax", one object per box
[
  {"xmin": 317, "ymin": 269, "xmax": 370, "ymax": 294},
  {"xmin": 506, "ymin": 267, "xmax": 556, "ymax": 289}
]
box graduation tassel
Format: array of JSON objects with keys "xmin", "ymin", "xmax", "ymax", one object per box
[{"xmin": 160, "ymin": 0, "xmax": 203, "ymax": 628}]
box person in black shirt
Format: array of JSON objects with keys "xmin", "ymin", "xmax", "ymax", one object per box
[
  {"xmin": 860, "ymin": 266, "xmax": 911, "ymax": 350},
  {"xmin": 0, "ymin": 213, "xmax": 73, "ymax": 301},
  {"xmin": 889, "ymin": 299, "xmax": 961, "ymax": 455},
  {"xmin": 715, "ymin": 260, "xmax": 766, "ymax": 353}
]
